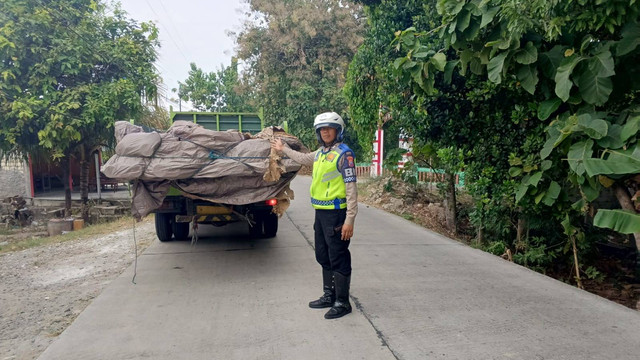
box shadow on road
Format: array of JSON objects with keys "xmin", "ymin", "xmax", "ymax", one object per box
[{"xmin": 144, "ymin": 221, "xmax": 283, "ymax": 256}]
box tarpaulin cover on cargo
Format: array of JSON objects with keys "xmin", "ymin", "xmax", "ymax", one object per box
[{"xmin": 101, "ymin": 121, "xmax": 308, "ymax": 219}]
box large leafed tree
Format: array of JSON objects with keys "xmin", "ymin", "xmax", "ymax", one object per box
[
  {"xmin": 235, "ymin": 0, "xmax": 365, "ymax": 147},
  {"xmin": 0, "ymin": 0, "xmax": 159, "ymax": 219},
  {"xmin": 177, "ymin": 58, "xmax": 256, "ymax": 112},
  {"xmin": 353, "ymin": 0, "xmax": 640, "ymax": 284}
]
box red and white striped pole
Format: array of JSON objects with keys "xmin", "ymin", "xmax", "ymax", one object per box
[
  {"xmin": 371, "ymin": 127, "xmax": 384, "ymax": 177},
  {"xmin": 398, "ymin": 129, "xmax": 413, "ymax": 169}
]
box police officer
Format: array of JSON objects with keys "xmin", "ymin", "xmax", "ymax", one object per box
[{"xmin": 271, "ymin": 112, "xmax": 358, "ymax": 319}]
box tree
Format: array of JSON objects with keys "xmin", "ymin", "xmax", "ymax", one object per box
[
  {"xmin": 430, "ymin": 0, "xmax": 640, "ymax": 262},
  {"xmin": 139, "ymin": 103, "xmax": 171, "ymax": 131},
  {"xmin": 346, "ymin": 0, "xmax": 583, "ymax": 277},
  {"xmin": 344, "ymin": 0, "xmax": 426, "ymax": 156},
  {"xmin": 235, "ymin": 0, "xmax": 365, "ymax": 147},
  {"xmin": 177, "ymin": 58, "xmax": 255, "ymax": 112},
  {"xmin": 0, "ymin": 0, "xmax": 159, "ymax": 219},
  {"xmin": 346, "ymin": 0, "xmax": 534, "ymax": 237},
  {"xmin": 387, "ymin": 0, "xmax": 640, "ymax": 281}
]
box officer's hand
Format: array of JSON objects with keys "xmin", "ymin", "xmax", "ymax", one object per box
[
  {"xmin": 270, "ymin": 138, "xmax": 284, "ymax": 153},
  {"xmin": 341, "ymin": 223, "xmax": 353, "ymax": 241}
]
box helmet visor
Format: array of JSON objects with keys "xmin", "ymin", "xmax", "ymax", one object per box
[{"xmin": 314, "ymin": 123, "xmax": 342, "ymax": 131}]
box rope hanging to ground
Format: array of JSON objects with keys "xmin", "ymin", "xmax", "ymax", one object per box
[{"xmin": 128, "ymin": 180, "xmax": 138, "ymax": 285}]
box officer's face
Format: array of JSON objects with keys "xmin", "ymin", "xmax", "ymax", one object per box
[{"xmin": 320, "ymin": 127, "xmax": 337, "ymax": 144}]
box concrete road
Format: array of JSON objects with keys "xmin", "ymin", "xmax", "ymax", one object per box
[{"xmin": 39, "ymin": 176, "xmax": 640, "ymax": 360}]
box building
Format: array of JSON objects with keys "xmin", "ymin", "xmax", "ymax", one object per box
[{"xmin": 0, "ymin": 153, "xmax": 103, "ymax": 200}]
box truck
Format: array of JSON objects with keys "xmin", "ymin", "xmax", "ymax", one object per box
[{"xmin": 152, "ymin": 110, "xmax": 281, "ymax": 242}]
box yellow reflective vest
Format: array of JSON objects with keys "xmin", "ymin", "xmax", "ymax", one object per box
[{"xmin": 310, "ymin": 144, "xmax": 349, "ymax": 210}]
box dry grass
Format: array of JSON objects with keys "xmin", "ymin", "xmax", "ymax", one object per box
[
  {"xmin": 358, "ymin": 176, "xmax": 453, "ymax": 237},
  {"xmin": 0, "ymin": 216, "xmax": 153, "ymax": 254}
]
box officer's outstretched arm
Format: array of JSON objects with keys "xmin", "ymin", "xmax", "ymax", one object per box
[{"xmin": 271, "ymin": 138, "xmax": 315, "ymax": 166}]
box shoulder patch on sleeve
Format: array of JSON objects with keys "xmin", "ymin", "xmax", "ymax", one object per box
[
  {"xmin": 339, "ymin": 149, "xmax": 357, "ymax": 183},
  {"xmin": 346, "ymin": 153, "xmax": 355, "ymax": 168}
]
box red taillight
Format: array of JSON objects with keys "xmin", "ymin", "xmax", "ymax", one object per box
[{"xmin": 266, "ymin": 199, "xmax": 278, "ymax": 206}]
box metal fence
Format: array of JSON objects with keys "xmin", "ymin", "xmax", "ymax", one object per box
[{"xmin": 355, "ymin": 163, "xmax": 465, "ymax": 187}]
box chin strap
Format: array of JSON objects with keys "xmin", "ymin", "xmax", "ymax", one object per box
[{"xmin": 321, "ymin": 141, "xmax": 337, "ymax": 149}]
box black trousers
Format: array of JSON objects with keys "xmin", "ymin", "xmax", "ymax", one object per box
[{"xmin": 313, "ymin": 209, "xmax": 351, "ymax": 276}]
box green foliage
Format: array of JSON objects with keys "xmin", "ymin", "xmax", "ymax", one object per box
[
  {"xmin": 344, "ymin": 0, "xmax": 427, "ymax": 155},
  {"xmin": 352, "ymin": 0, "xmax": 382, "ymax": 5},
  {"xmin": 383, "ymin": 177, "xmax": 394, "ymax": 192},
  {"xmin": 177, "ymin": 59, "xmax": 255, "ymax": 112},
  {"xmin": 593, "ymin": 209, "xmax": 640, "ymax": 234},
  {"xmin": 401, "ymin": 162, "xmax": 419, "ymax": 186},
  {"xmin": 350, "ymin": 0, "xmax": 640, "ymax": 278},
  {"xmin": 485, "ymin": 241, "xmax": 507, "ymax": 256},
  {"xmin": 236, "ymin": 0, "xmax": 364, "ymax": 149},
  {"xmin": 433, "ymin": 1, "xmax": 640, "ymax": 226},
  {"xmin": 432, "ymin": 147, "xmax": 465, "ymax": 201},
  {"xmin": 584, "ymin": 266, "xmax": 605, "ymax": 281},
  {"xmin": 383, "ymin": 147, "xmax": 404, "ymax": 171},
  {"xmin": 584, "ymin": 143, "xmax": 640, "ymax": 177},
  {"xmin": 355, "ymin": 1, "xmax": 531, "ymax": 240},
  {"xmin": 429, "ymin": 0, "xmax": 640, "ymax": 243},
  {"xmin": 436, "ymin": 147, "xmax": 465, "ymax": 177},
  {"xmin": 512, "ymin": 236, "xmax": 558, "ymax": 272},
  {"xmin": 0, "ymin": 0, "xmax": 159, "ymax": 160},
  {"xmin": 391, "ymin": 27, "xmax": 448, "ymax": 95}
]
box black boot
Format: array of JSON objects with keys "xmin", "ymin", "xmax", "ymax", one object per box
[
  {"xmin": 324, "ymin": 272, "xmax": 352, "ymax": 319},
  {"xmin": 309, "ymin": 269, "xmax": 334, "ymax": 309}
]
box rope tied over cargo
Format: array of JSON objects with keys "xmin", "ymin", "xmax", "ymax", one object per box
[
  {"xmin": 102, "ymin": 123, "xmax": 301, "ymax": 221},
  {"xmin": 152, "ymin": 137, "xmax": 268, "ymax": 177},
  {"xmin": 207, "ymin": 150, "xmax": 270, "ymax": 161}
]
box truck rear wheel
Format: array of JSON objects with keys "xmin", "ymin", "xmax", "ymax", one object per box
[
  {"xmin": 155, "ymin": 213, "xmax": 173, "ymax": 242},
  {"xmin": 263, "ymin": 212, "xmax": 278, "ymax": 238},
  {"xmin": 172, "ymin": 221, "xmax": 190, "ymax": 240}
]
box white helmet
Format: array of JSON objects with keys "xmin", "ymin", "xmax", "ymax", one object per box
[{"xmin": 313, "ymin": 112, "xmax": 345, "ymax": 142}]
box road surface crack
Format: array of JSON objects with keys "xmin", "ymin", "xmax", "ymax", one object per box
[{"xmin": 285, "ymin": 211, "xmax": 400, "ymax": 360}]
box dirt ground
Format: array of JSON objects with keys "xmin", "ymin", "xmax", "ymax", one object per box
[
  {"xmin": 357, "ymin": 176, "xmax": 463, "ymax": 239},
  {"xmin": 0, "ymin": 219, "xmax": 155, "ymax": 360}
]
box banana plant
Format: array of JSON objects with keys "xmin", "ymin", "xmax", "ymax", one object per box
[{"xmin": 429, "ymin": 0, "xmax": 640, "ymax": 250}]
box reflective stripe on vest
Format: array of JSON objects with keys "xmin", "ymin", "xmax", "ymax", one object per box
[{"xmin": 310, "ymin": 146, "xmax": 347, "ymax": 210}]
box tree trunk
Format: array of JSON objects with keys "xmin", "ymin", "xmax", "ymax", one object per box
[
  {"xmin": 571, "ymin": 234, "xmax": 584, "ymax": 289},
  {"xmin": 476, "ymin": 223, "xmax": 484, "ymax": 246},
  {"xmin": 613, "ymin": 183, "xmax": 640, "ymax": 252},
  {"xmin": 79, "ymin": 146, "xmax": 90, "ymax": 222},
  {"xmin": 516, "ymin": 215, "xmax": 527, "ymax": 264},
  {"xmin": 516, "ymin": 217, "xmax": 526, "ymax": 244},
  {"xmin": 444, "ymin": 172, "xmax": 457, "ymax": 235},
  {"xmin": 61, "ymin": 156, "xmax": 72, "ymax": 217},
  {"xmin": 298, "ymin": 43, "xmax": 308, "ymax": 66}
]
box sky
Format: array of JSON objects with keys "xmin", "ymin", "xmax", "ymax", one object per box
[{"xmin": 117, "ymin": 0, "xmax": 249, "ymax": 110}]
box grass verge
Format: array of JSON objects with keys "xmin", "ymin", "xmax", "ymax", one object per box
[{"xmin": 0, "ymin": 216, "xmax": 153, "ymax": 254}]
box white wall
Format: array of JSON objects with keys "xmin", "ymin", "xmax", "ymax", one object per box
[{"xmin": 0, "ymin": 159, "xmax": 28, "ymax": 198}]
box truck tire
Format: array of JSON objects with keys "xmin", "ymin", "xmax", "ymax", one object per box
[
  {"xmin": 172, "ymin": 221, "xmax": 190, "ymax": 240},
  {"xmin": 263, "ymin": 212, "xmax": 278, "ymax": 238},
  {"xmin": 249, "ymin": 212, "xmax": 264, "ymax": 238},
  {"xmin": 155, "ymin": 213, "xmax": 173, "ymax": 242}
]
